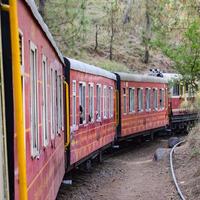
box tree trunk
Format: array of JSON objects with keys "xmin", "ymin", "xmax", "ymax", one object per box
[
  {"xmin": 38, "ymin": 0, "xmax": 46, "ymax": 18},
  {"xmin": 123, "ymin": 0, "xmax": 133, "ymax": 24},
  {"xmin": 109, "ymin": 14, "xmax": 114, "ymax": 61},
  {"xmin": 143, "ymin": 0, "xmax": 151, "ymax": 64},
  {"xmin": 94, "ymin": 25, "xmax": 99, "ymax": 51},
  {"xmin": 110, "ymin": 34, "xmax": 114, "ymax": 60}
]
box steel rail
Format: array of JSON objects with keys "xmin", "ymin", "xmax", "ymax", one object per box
[{"xmin": 170, "ymin": 140, "xmax": 186, "ymax": 200}]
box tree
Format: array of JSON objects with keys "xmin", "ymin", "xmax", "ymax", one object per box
[
  {"xmin": 159, "ymin": 21, "xmax": 200, "ymax": 91},
  {"xmin": 123, "ymin": 0, "xmax": 133, "ymax": 24},
  {"xmin": 38, "ymin": 0, "xmax": 46, "ymax": 18},
  {"xmin": 143, "ymin": 0, "xmax": 152, "ymax": 64},
  {"xmin": 41, "ymin": 0, "xmax": 88, "ymax": 53},
  {"xmin": 106, "ymin": 0, "xmax": 120, "ymax": 60}
]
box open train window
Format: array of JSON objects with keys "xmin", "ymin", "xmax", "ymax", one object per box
[
  {"xmin": 57, "ymin": 75, "xmax": 62, "ymax": 133},
  {"xmin": 61, "ymin": 76, "xmax": 64, "ymax": 130},
  {"xmin": 153, "ymin": 88, "xmax": 158, "ymax": 110},
  {"xmin": 79, "ymin": 82, "xmax": 86, "ymax": 124},
  {"xmin": 109, "ymin": 87, "xmax": 114, "ymax": 118},
  {"xmin": 103, "ymin": 85, "xmax": 108, "ymax": 119},
  {"xmin": 96, "ymin": 84, "xmax": 101, "ymax": 121},
  {"xmin": 42, "ymin": 55, "xmax": 48, "ymax": 147},
  {"xmin": 50, "ymin": 69, "xmax": 55, "ymax": 139},
  {"xmin": 72, "ymin": 80, "xmax": 76, "ymax": 128},
  {"xmin": 129, "ymin": 88, "xmax": 134, "ymax": 113},
  {"xmin": 160, "ymin": 89, "xmax": 164, "ymax": 110},
  {"xmin": 137, "ymin": 88, "xmax": 143, "ymax": 112},
  {"xmin": 173, "ymin": 83, "xmax": 180, "ymax": 96},
  {"xmin": 123, "ymin": 88, "xmax": 127, "ymax": 114},
  {"xmin": 19, "ymin": 30, "xmax": 24, "ymax": 71},
  {"xmin": 145, "ymin": 88, "xmax": 151, "ymax": 111},
  {"xmin": 55, "ymin": 71, "xmax": 58, "ymax": 134},
  {"xmin": 88, "ymin": 83, "xmax": 94, "ymax": 122},
  {"xmin": 30, "ymin": 41, "xmax": 39, "ymax": 157}
]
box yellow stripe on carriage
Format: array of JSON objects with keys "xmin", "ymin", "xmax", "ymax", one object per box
[{"xmin": 8, "ymin": 0, "xmax": 28, "ymax": 199}]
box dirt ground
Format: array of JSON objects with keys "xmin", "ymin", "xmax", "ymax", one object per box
[{"xmin": 57, "ymin": 137, "xmax": 179, "ymax": 200}]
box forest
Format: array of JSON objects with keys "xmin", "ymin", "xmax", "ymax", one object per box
[{"xmin": 35, "ymin": 0, "xmax": 200, "ymax": 88}]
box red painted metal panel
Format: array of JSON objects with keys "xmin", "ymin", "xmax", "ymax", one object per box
[
  {"xmin": 14, "ymin": 1, "xmax": 65, "ymax": 199},
  {"xmin": 120, "ymin": 80, "xmax": 169, "ymax": 137}
]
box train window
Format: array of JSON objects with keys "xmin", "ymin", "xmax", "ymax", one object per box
[
  {"xmin": 137, "ymin": 88, "xmax": 143, "ymax": 112},
  {"xmin": 30, "ymin": 42, "xmax": 39, "ymax": 157},
  {"xmin": 88, "ymin": 83, "xmax": 94, "ymax": 122},
  {"xmin": 153, "ymin": 88, "xmax": 158, "ymax": 110},
  {"xmin": 103, "ymin": 85, "xmax": 108, "ymax": 119},
  {"xmin": 185, "ymin": 83, "xmax": 189, "ymax": 93},
  {"xmin": 61, "ymin": 76, "xmax": 64, "ymax": 130},
  {"xmin": 19, "ymin": 31, "xmax": 24, "ymax": 71},
  {"xmin": 55, "ymin": 71, "xmax": 59, "ymax": 134},
  {"xmin": 145, "ymin": 88, "xmax": 151, "ymax": 111},
  {"xmin": 51, "ymin": 69, "xmax": 55, "ymax": 139},
  {"xmin": 96, "ymin": 84, "xmax": 101, "ymax": 121},
  {"xmin": 72, "ymin": 80, "xmax": 76, "ymax": 127},
  {"xmin": 173, "ymin": 83, "xmax": 180, "ymax": 96},
  {"xmin": 129, "ymin": 88, "xmax": 134, "ymax": 112},
  {"xmin": 57, "ymin": 75, "xmax": 62, "ymax": 132},
  {"xmin": 123, "ymin": 88, "xmax": 127, "ymax": 114},
  {"xmin": 79, "ymin": 82, "xmax": 86, "ymax": 124},
  {"xmin": 42, "ymin": 55, "xmax": 48, "ymax": 147},
  {"xmin": 160, "ymin": 89, "xmax": 164, "ymax": 110},
  {"xmin": 109, "ymin": 87, "xmax": 114, "ymax": 118}
]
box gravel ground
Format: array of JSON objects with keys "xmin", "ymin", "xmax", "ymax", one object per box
[{"xmin": 57, "ymin": 137, "xmax": 179, "ymax": 200}]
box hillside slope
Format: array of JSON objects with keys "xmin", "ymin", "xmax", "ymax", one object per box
[{"xmin": 37, "ymin": 0, "xmax": 173, "ymax": 73}]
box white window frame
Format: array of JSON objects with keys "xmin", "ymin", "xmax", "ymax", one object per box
[
  {"xmin": 30, "ymin": 41, "xmax": 39, "ymax": 157},
  {"xmin": 42, "ymin": 55, "xmax": 49, "ymax": 147},
  {"xmin": 153, "ymin": 88, "xmax": 158, "ymax": 111},
  {"xmin": 123, "ymin": 88, "xmax": 127, "ymax": 114},
  {"xmin": 88, "ymin": 83, "xmax": 94, "ymax": 122},
  {"xmin": 96, "ymin": 84, "xmax": 101, "ymax": 121},
  {"xmin": 79, "ymin": 82, "xmax": 86, "ymax": 125},
  {"xmin": 57, "ymin": 74, "xmax": 62, "ymax": 133},
  {"xmin": 103, "ymin": 85, "xmax": 108, "ymax": 119},
  {"xmin": 50, "ymin": 68, "xmax": 55, "ymax": 140},
  {"xmin": 72, "ymin": 80, "xmax": 76, "ymax": 129},
  {"xmin": 160, "ymin": 88, "xmax": 165, "ymax": 110},
  {"xmin": 137, "ymin": 88, "xmax": 143, "ymax": 112},
  {"xmin": 129, "ymin": 87, "xmax": 135, "ymax": 113},
  {"xmin": 172, "ymin": 83, "xmax": 180, "ymax": 97},
  {"xmin": 109, "ymin": 86, "xmax": 114, "ymax": 118},
  {"xmin": 145, "ymin": 88, "xmax": 151, "ymax": 111},
  {"xmin": 61, "ymin": 76, "xmax": 64, "ymax": 130}
]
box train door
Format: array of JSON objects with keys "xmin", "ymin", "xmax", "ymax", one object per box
[{"xmin": 0, "ymin": 9, "xmax": 9, "ymax": 200}]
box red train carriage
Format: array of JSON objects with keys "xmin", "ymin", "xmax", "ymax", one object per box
[
  {"xmin": 115, "ymin": 72, "xmax": 169, "ymax": 139},
  {"xmin": 64, "ymin": 58, "xmax": 116, "ymax": 167},
  {"xmin": 15, "ymin": 1, "xmax": 65, "ymax": 199},
  {"xmin": 163, "ymin": 73, "xmax": 198, "ymax": 130}
]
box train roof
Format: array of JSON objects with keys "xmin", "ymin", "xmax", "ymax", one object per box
[
  {"xmin": 25, "ymin": 0, "xmax": 64, "ymax": 64},
  {"xmin": 162, "ymin": 73, "xmax": 182, "ymax": 82},
  {"xmin": 65, "ymin": 58, "xmax": 117, "ymax": 80},
  {"xmin": 115, "ymin": 72, "xmax": 168, "ymax": 83}
]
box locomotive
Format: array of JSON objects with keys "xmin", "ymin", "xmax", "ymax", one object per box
[{"xmin": 0, "ymin": 0, "xmax": 197, "ymax": 199}]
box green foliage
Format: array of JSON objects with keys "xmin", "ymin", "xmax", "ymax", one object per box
[
  {"xmin": 153, "ymin": 20, "xmax": 200, "ymax": 91},
  {"xmin": 43, "ymin": 0, "xmax": 88, "ymax": 53}
]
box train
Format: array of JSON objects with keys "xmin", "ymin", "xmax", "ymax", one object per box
[{"xmin": 0, "ymin": 0, "xmax": 198, "ymax": 200}]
